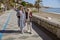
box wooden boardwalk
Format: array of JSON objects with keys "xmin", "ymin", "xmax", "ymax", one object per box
[{"xmin": 0, "ymin": 9, "xmax": 53, "ymax": 40}]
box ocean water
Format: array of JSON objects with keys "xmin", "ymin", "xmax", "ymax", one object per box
[{"xmin": 42, "ymin": 8, "xmax": 60, "ymax": 14}]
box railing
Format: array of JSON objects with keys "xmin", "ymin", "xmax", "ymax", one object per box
[{"xmin": 32, "ymin": 14, "xmax": 60, "ymax": 38}]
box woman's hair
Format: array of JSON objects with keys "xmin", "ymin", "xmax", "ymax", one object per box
[
  {"xmin": 20, "ymin": 5, "xmax": 23, "ymax": 10},
  {"xmin": 19, "ymin": 5, "xmax": 25, "ymax": 13},
  {"xmin": 27, "ymin": 8, "xmax": 31, "ymax": 12}
]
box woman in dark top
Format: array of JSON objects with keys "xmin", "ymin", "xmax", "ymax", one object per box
[{"xmin": 25, "ymin": 8, "xmax": 32, "ymax": 34}]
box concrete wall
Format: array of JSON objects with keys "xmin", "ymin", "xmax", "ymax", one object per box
[{"xmin": 32, "ymin": 14, "xmax": 60, "ymax": 38}]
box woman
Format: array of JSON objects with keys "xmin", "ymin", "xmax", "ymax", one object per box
[
  {"xmin": 15, "ymin": 8, "xmax": 20, "ymax": 27},
  {"xmin": 25, "ymin": 8, "xmax": 32, "ymax": 34},
  {"xmin": 19, "ymin": 5, "xmax": 26, "ymax": 33}
]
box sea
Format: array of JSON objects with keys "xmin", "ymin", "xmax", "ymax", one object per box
[{"xmin": 42, "ymin": 8, "xmax": 60, "ymax": 14}]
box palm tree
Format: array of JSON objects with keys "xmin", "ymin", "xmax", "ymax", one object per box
[{"xmin": 35, "ymin": 0, "xmax": 42, "ymax": 12}]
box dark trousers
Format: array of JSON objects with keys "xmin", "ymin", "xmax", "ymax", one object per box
[{"xmin": 17, "ymin": 16, "xmax": 20, "ymax": 27}]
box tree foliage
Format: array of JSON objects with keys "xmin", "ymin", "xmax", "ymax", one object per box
[
  {"xmin": 21, "ymin": 1, "xmax": 26, "ymax": 6},
  {"xmin": 35, "ymin": 0, "xmax": 42, "ymax": 12},
  {"xmin": 26, "ymin": 3, "xmax": 33, "ymax": 7}
]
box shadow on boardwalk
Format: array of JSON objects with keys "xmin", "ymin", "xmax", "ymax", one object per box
[
  {"xmin": 0, "ymin": 22, "xmax": 60, "ymax": 40},
  {"xmin": 0, "ymin": 30, "xmax": 21, "ymax": 33},
  {"xmin": 0, "ymin": 22, "xmax": 54, "ymax": 40}
]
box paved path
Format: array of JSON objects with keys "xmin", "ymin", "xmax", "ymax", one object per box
[{"xmin": 0, "ymin": 9, "xmax": 53, "ymax": 40}]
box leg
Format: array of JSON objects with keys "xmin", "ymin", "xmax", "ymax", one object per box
[
  {"xmin": 29, "ymin": 22, "xmax": 32, "ymax": 34},
  {"xmin": 22, "ymin": 20, "xmax": 25, "ymax": 33},
  {"xmin": 18, "ymin": 18, "xmax": 20, "ymax": 27},
  {"xmin": 20, "ymin": 20, "xmax": 24, "ymax": 34},
  {"xmin": 17, "ymin": 16, "xmax": 20, "ymax": 27},
  {"xmin": 20, "ymin": 20, "xmax": 23, "ymax": 33},
  {"xmin": 27, "ymin": 21, "xmax": 30, "ymax": 32},
  {"xmin": 27, "ymin": 22, "xmax": 32, "ymax": 34}
]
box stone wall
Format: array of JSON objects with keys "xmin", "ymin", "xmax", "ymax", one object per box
[{"xmin": 32, "ymin": 14, "xmax": 60, "ymax": 38}]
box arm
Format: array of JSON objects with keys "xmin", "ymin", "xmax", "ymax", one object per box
[{"xmin": 29, "ymin": 12, "xmax": 32, "ymax": 18}]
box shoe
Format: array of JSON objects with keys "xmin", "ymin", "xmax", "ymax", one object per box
[
  {"xmin": 27, "ymin": 30, "xmax": 30, "ymax": 32},
  {"xmin": 21, "ymin": 30, "xmax": 24, "ymax": 34},
  {"xmin": 29, "ymin": 32, "xmax": 32, "ymax": 34},
  {"xmin": 27, "ymin": 30, "xmax": 32, "ymax": 34},
  {"xmin": 20, "ymin": 31, "xmax": 22, "ymax": 34}
]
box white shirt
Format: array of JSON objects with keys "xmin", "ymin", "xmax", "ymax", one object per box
[{"xmin": 19, "ymin": 10, "xmax": 25, "ymax": 20}]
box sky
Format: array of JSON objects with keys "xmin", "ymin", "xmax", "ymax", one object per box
[
  {"xmin": 23, "ymin": 0, "xmax": 60, "ymax": 8},
  {"xmin": 23, "ymin": 0, "xmax": 35, "ymax": 4}
]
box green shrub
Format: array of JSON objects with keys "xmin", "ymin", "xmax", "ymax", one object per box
[{"xmin": 32, "ymin": 10, "xmax": 38, "ymax": 13}]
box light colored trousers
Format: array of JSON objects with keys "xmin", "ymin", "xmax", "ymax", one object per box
[
  {"xmin": 20, "ymin": 19, "xmax": 25, "ymax": 32},
  {"xmin": 25, "ymin": 19, "xmax": 32, "ymax": 32}
]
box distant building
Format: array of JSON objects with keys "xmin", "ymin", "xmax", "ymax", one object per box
[
  {"xmin": 14, "ymin": 0, "xmax": 22, "ymax": 4},
  {"xmin": 42, "ymin": 6, "xmax": 51, "ymax": 8}
]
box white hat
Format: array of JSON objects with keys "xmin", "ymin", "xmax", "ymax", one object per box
[{"xmin": 27, "ymin": 8, "xmax": 31, "ymax": 12}]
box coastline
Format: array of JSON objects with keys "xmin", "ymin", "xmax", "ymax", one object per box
[
  {"xmin": 33, "ymin": 11, "xmax": 60, "ymax": 23},
  {"xmin": 40, "ymin": 8, "xmax": 60, "ymax": 14},
  {"xmin": 42, "ymin": 11, "xmax": 60, "ymax": 14}
]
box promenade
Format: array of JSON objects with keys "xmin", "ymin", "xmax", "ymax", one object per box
[{"xmin": 0, "ymin": 9, "xmax": 54, "ymax": 40}]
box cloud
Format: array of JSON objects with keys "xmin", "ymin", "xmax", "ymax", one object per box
[{"xmin": 42, "ymin": 0, "xmax": 60, "ymax": 8}]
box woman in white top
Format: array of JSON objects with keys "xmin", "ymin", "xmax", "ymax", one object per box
[{"xmin": 19, "ymin": 5, "xmax": 26, "ymax": 33}]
